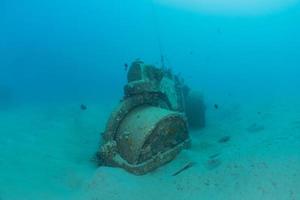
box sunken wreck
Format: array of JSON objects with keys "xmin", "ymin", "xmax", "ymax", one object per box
[{"xmin": 97, "ymin": 60, "xmax": 205, "ymax": 175}]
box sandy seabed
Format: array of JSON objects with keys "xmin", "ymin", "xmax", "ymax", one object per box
[{"xmin": 0, "ymin": 97, "xmax": 299, "ymax": 200}]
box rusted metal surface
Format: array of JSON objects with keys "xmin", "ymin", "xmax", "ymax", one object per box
[{"xmin": 97, "ymin": 60, "xmax": 192, "ymax": 175}]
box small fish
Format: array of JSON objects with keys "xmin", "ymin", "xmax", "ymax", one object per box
[
  {"xmin": 218, "ymin": 136, "xmax": 231, "ymax": 143},
  {"xmin": 124, "ymin": 63, "xmax": 129, "ymax": 71},
  {"xmin": 214, "ymin": 104, "xmax": 219, "ymax": 109},
  {"xmin": 80, "ymin": 104, "xmax": 87, "ymax": 111}
]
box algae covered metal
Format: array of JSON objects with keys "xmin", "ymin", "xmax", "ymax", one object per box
[{"xmin": 97, "ymin": 60, "xmax": 200, "ymax": 175}]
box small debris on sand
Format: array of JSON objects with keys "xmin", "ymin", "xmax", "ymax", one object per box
[
  {"xmin": 205, "ymin": 158, "xmax": 222, "ymax": 170},
  {"xmin": 218, "ymin": 136, "xmax": 231, "ymax": 143},
  {"xmin": 247, "ymin": 123, "xmax": 265, "ymax": 133},
  {"xmin": 172, "ymin": 162, "xmax": 195, "ymax": 176},
  {"xmin": 209, "ymin": 153, "xmax": 221, "ymax": 159}
]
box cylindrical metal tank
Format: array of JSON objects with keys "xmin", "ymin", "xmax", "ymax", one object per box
[{"xmin": 117, "ymin": 106, "xmax": 188, "ymax": 165}]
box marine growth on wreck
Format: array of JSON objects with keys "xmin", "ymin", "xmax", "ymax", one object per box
[{"xmin": 97, "ymin": 60, "xmax": 206, "ymax": 175}]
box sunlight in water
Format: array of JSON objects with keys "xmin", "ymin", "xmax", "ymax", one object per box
[{"xmin": 156, "ymin": 0, "xmax": 299, "ymax": 15}]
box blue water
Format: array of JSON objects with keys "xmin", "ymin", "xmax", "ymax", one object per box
[{"xmin": 1, "ymin": 1, "xmax": 300, "ymax": 199}]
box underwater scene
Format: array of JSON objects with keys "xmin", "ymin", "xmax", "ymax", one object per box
[{"xmin": 0, "ymin": 0, "xmax": 300, "ymax": 199}]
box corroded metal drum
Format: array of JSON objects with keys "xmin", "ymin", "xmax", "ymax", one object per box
[{"xmin": 97, "ymin": 60, "xmax": 191, "ymax": 175}]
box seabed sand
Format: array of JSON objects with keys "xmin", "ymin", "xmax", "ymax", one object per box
[{"xmin": 0, "ymin": 98, "xmax": 299, "ymax": 200}]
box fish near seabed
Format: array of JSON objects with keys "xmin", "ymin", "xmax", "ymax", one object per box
[
  {"xmin": 214, "ymin": 104, "xmax": 219, "ymax": 109},
  {"xmin": 80, "ymin": 104, "xmax": 87, "ymax": 111},
  {"xmin": 124, "ymin": 63, "xmax": 128, "ymax": 71}
]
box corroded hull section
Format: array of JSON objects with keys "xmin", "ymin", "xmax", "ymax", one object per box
[{"xmin": 98, "ymin": 61, "xmax": 191, "ymax": 175}]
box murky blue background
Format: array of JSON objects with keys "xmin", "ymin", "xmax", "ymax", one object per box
[
  {"xmin": 1, "ymin": 0, "xmax": 299, "ymax": 105},
  {"xmin": 1, "ymin": 0, "xmax": 300, "ymax": 199}
]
